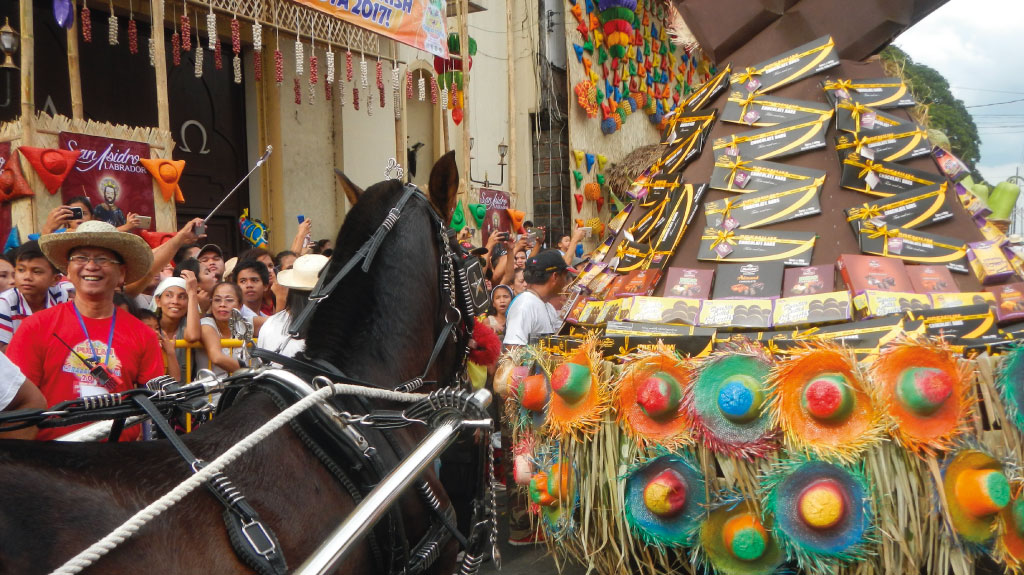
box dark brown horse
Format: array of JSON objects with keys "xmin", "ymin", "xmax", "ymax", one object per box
[{"xmin": 0, "ymin": 152, "xmax": 470, "ymax": 575}]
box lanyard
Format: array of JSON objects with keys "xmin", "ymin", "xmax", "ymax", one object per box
[{"xmin": 72, "ymin": 303, "xmax": 117, "ymax": 366}]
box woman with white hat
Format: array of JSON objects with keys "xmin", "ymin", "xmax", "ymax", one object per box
[
  {"xmin": 151, "ymin": 270, "xmax": 202, "ymax": 379},
  {"xmin": 257, "ymin": 254, "xmax": 329, "ymax": 358}
]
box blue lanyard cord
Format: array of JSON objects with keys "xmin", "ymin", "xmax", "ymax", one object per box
[{"xmin": 72, "ymin": 303, "xmax": 117, "ymax": 366}]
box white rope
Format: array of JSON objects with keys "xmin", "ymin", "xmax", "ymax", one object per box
[{"xmin": 49, "ymin": 382, "xmax": 423, "ymax": 575}]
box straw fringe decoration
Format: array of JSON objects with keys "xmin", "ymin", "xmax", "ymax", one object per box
[
  {"xmin": 613, "ymin": 343, "xmax": 693, "ymax": 451},
  {"xmin": 545, "ymin": 335, "xmax": 612, "ymax": 441}
]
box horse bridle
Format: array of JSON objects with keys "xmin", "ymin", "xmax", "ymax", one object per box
[{"xmin": 286, "ymin": 182, "xmax": 477, "ymax": 391}]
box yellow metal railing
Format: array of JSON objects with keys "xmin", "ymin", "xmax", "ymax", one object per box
[{"xmin": 170, "ymin": 339, "xmax": 248, "ymax": 432}]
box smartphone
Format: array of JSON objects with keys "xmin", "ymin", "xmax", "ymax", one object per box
[
  {"xmin": 298, "ymin": 215, "xmax": 311, "ymax": 248},
  {"xmin": 194, "ymin": 222, "xmax": 207, "ymax": 236},
  {"xmin": 69, "ymin": 206, "xmax": 84, "ymax": 220},
  {"xmin": 497, "ymin": 232, "xmax": 511, "ymax": 241},
  {"xmin": 582, "ymin": 226, "xmax": 592, "ymax": 238},
  {"xmin": 135, "ymin": 215, "xmax": 152, "ymax": 229}
]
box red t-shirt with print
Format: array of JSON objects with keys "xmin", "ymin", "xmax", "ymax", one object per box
[{"xmin": 7, "ymin": 301, "xmax": 164, "ymax": 441}]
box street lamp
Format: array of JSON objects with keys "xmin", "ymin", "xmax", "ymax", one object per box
[
  {"xmin": 0, "ymin": 18, "xmax": 19, "ymax": 70},
  {"xmin": 468, "ymin": 138, "xmax": 509, "ymax": 188}
]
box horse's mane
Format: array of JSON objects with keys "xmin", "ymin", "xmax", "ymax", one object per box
[{"xmin": 301, "ymin": 179, "xmax": 445, "ymax": 386}]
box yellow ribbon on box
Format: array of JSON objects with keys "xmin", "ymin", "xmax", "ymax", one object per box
[
  {"xmin": 701, "ymin": 229, "xmax": 816, "ymax": 262},
  {"xmin": 836, "ymin": 100, "xmax": 874, "ymax": 133},
  {"xmin": 712, "ymin": 117, "xmax": 829, "ymax": 160},
  {"xmin": 836, "ymin": 128, "xmax": 929, "ymax": 162},
  {"xmin": 861, "ymin": 224, "xmax": 966, "ymax": 262},
  {"xmin": 681, "ymin": 65, "xmax": 731, "ymax": 111},
  {"xmin": 706, "ymin": 184, "xmax": 819, "ymax": 228},
  {"xmin": 823, "ymin": 79, "xmax": 910, "ymax": 108},
  {"xmin": 846, "ymin": 183, "xmax": 947, "ymax": 228},
  {"xmin": 729, "ymin": 37, "xmax": 836, "ymax": 93},
  {"xmin": 727, "ymin": 92, "xmax": 832, "ymax": 124},
  {"xmin": 841, "ymin": 153, "xmax": 937, "ymax": 196},
  {"xmin": 715, "ymin": 156, "xmax": 754, "ymax": 189},
  {"xmin": 714, "ymin": 156, "xmax": 823, "ymax": 192}
]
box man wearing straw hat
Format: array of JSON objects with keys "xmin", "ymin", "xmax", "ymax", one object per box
[{"xmin": 6, "ymin": 221, "xmax": 165, "ymax": 441}]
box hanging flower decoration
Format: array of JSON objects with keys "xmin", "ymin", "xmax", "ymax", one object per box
[
  {"xmin": 392, "ymin": 64, "xmax": 401, "ymax": 119},
  {"xmin": 108, "ymin": 0, "xmax": 119, "ymax": 46},
  {"xmin": 180, "ymin": 10, "xmax": 191, "ymax": 51},
  {"xmin": 346, "ymin": 49, "xmax": 353, "ymax": 82},
  {"xmin": 406, "ymin": 70, "xmax": 414, "ymax": 100},
  {"xmin": 310, "ymin": 53, "xmax": 318, "ymax": 84},
  {"xmin": 326, "ymin": 50, "xmax": 335, "ymax": 83},
  {"xmin": 128, "ymin": 17, "xmax": 138, "ymax": 54},
  {"xmin": 376, "ymin": 59, "xmax": 385, "ymax": 107},
  {"xmin": 171, "ymin": 29, "xmax": 181, "ymax": 66},
  {"xmin": 295, "ymin": 40, "xmax": 304, "ymax": 77},
  {"xmin": 252, "ymin": 21, "xmax": 263, "ymax": 81},
  {"xmin": 193, "ymin": 30, "xmax": 204, "ymax": 77},
  {"xmin": 430, "ymin": 75, "xmax": 439, "ymax": 104},
  {"xmin": 206, "ymin": 10, "xmax": 216, "ymax": 50},
  {"xmin": 294, "ymin": 77, "xmax": 302, "ymax": 105},
  {"xmin": 149, "ymin": 35, "xmax": 156, "ymax": 66},
  {"xmin": 274, "ymin": 48, "xmax": 284, "ymax": 85},
  {"xmin": 353, "ymin": 86, "xmax": 360, "ymax": 110}
]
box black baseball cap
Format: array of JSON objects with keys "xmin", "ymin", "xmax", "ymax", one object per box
[
  {"xmin": 197, "ymin": 243, "xmax": 223, "ymax": 259},
  {"xmin": 525, "ymin": 249, "xmax": 576, "ymax": 274}
]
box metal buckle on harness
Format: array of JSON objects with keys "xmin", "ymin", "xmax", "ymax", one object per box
[{"xmin": 241, "ymin": 517, "xmax": 278, "ymax": 559}]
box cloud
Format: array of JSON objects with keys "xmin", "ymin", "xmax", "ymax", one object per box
[{"xmin": 894, "ymin": 1, "xmax": 1024, "ymax": 174}]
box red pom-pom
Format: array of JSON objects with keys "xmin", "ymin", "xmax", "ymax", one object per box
[{"xmin": 468, "ymin": 322, "xmax": 501, "ymax": 367}]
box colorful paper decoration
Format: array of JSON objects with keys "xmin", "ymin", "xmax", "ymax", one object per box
[
  {"xmin": 573, "ymin": 170, "xmax": 584, "ymax": 189},
  {"xmin": 0, "ymin": 151, "xmax": 34, "ymax": 203},
  {"xmin": 585, "ymin": 153, "xmax": 596, "ymax": 173},
  {"xmin": 584, "ymin": 182, "xmax": 601, "ymax": 201},
  {"xmin": 17, "ymin": 147, "xmax": 80, "ymax": 194},
  {"xmin": 596, "ymin": 196, "xmax": 604, "ymax": 211},
  {"xmin": 598, "ymin": 0, "xmax": 637, "ymax": 59},
  {"xmin": 138, "ymin": 229, "xmax": 176, "ymax": 249},
  {"xmin": 449, "ymin": 199, "xmax": 466, "ymax": 232},
  {"xmin": 468, "ymin": 203, "xmax": 486, "ymax": 228},
  {"xmin": 597, "ymin": 154, "xmax": 608, "ymax": 171},
  {"xmin": 507, "ymin": 208, "xmax": 525, "ymax": 233},
  {"xmin": 573, "ymin": 149, "xmax": 585, "ymax": 168},
  {"xmin": 3, "ymin": 227, "xmax": 20, "ymax": 254},
  {"xmin": 574, "ymin": 193, "xmax": 584, "ymax": 212},
  {"xmin": 139, "ymin": 158, "xmax": 186, "ymax": 203},
  {"xmin": 239, "ymin": 208, "xmax": 269, "ymax": 249}
]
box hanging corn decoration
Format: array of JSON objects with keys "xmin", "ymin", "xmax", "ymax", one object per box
[
  {"xmin": 393, "ymin": 64, "xmax": 401, "ymax": 119},
  {"xmin": 376, "ymin": 59, "xmax": 385, "ymax": 107},
  {"xmin": 81, "ymin": 3, "xmax": 92, "ymax": 43},
  {"xmin": 367, "ymin": 84, "xmax": 374, "ymax": 116},
  {"xmin": 440, "ymin": 85, "xmax": 448, "ymax": 110},
  {"xmin": 128, "ymin": 17, "xmax": 138, "ymax": 54},
  {"xmin": 252, "ymin": 22, "xmax": 263, "ymax": 81},
  {"xmin": 346, "ymin": 49, "xmax": 353, "ymax": 82},
  {"xmin": 326, "ymin": 50, "xmax": 335, "ymax": 83},
  {"xmin": 171, "ymin": 30, "xmax": 181, "ymax": 66},
  {"xmin": 406, "ymin": 71, "xmax": 414, "ymax": 100},
  {"xmin": 359, "ymin": 54, "xmax": 367, "ymax": 91},
  {"xmin": 231, "ymin": 17, "xmax": 241, "ymax": 83},
  {"xmin": 294, "ymin": 77, "xmax": 302, "ymax": 105},
  {"xmin": 310, "ymin": 54, "xmax": 318, "ymax": 84},
  {"xmin": 206, "ymin": 10, "xmax": 216, "ymax": 50},
  {"xmin": 194, "ymin": 31, "xmax": 204, "ymax": 77},
  {"xmin": 339, "ymin": 75, "xmax": 346, "ymax": 108},
  {"xmin": 181, "ymin": 10, "xmax": 191, "ymax": 51},
  {"xmin": 108, "ymin": 1, "xmax": 119, "ymax": 46},
  {"xmin": 149, "ymin": 35, "xmax": 156, "ymax": 66},
  {"xmin": 325, "ymin": 78, "xmax": 332, "ymax": 101},
  {"xmin": 353, "ymin": 86, "xmax": 359, "ymax": 110},
  {"xmin": 419, "ymin": 76, "xmax": 426, "ymax": 101},
  {"xmin": 274, "ymin": 48, "xmax": 283, "ymax": 85},
  {"xmin": 295, "ymin": 40, "xmax": 304, "ymax": 76}
]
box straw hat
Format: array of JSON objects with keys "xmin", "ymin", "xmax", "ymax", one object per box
[
  {"xmin": 870, "ymin": 338, "xmax": 970, "ymax": 455},
  {"xmin": 767, "ymin": 343, "xmax": 885, "ymax": 464},
  {"xmin": 995, "ymin": 481, "xmax": 1024, "ymax": 573},
  {"xmin": 762, "ymin": 457, "xmax": 874, "ymax": 573},
  {"xmin": 697, "ymin": 492, "xmax": 785, "ymax": 575},
  {"xmin": 223, "ymin": 256, "xmax": 239, "ymax": 278},
  {"xmin": 614, "ymin": 347, "xmax": 692, "ymax": 450},
  {"xmin": 546, "ymin": 339, "xmax": 610, "ymax": 440},
  {"xmin": 528, "ymin": 457, "xmax": 578, "ymax": 537},
  {"xmin": 685, "ymin": 341, "xmax": 777, "ymax": 460},
  {"xmin": 997, "ymin": 345, "xmax": 1024, "ymax": 434},
  {"xmin": 941, "ymin": 448, "xmax": 1010, "ymax": 545},
  {"xmin": 622, "ymin": 451, "xmax": 706, "ymax": 548},
  {"xmin": 276, "ymin": 254, "xmax": 329, "ymax": 291},
  {"xmin": 39, "ymin": 220, "xmax": 153, "ymax": 284}
]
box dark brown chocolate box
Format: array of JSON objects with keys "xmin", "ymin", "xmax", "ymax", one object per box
[
  {"xmin": 986, "ymin": 282, "xmax": 1024, "ymax": 324},
  {"xmin": 844, "ymin": 183, "xmax": 953, "ymax": 234},
  {"xmin": 722, "ymin": 92, "xmax": 832, "ymax": 127},
  {"xmin": 699, "ymin": 298, "xmax": 774, "ymax": 330},
  {"xmin": 857, "ymin": 223, "xmax": 969, "ymax": 274},
  {"xmin": 783, "ymin": 265, "xmax": 835, "ymax": 296},
  {"xmin": 772, "ymin": 291, "xmax": 852, "ymax": 328},
  {"xmin": 905, "ymin": 304, "xmax": 1000, "ymax": 342},
  {"xmin": 705, "ymin": 183, "xmax": 821, "ymax": 229},
  {"xmin": 661, "ymin": 267, "xmax": 714, "ymax": 299},
  {"xmin": 713, "ymin": 116, "xmax": 829, "ymax": 161},
  {"xmin": 698, "ymin": 228, "xmax": 816, "ymax": 267},
  {"xmin": 835, "ymin": 124, "xmax": 931, "ymax": 163},
  {"xmin": 834, "ymin": 100, "xmax": 907, "ymax": 135},
  {"xmin": 822, "ymin": 77, "xmax": 916, "ymax": 109},
  {"xmin": 836, "ymin": 253, "xmax": 913, "ymax": 294},
  {"xmin": 839, "ymin": 153, "xmax": 944, "ymax": 197},
  {"xmin": 710, "ymin": 155, "xmax": 826, "ymax": 194},
  {"xmin": 729, "ymin": 35, "xmax": 840, "ymax": 95},
  {"xmin": 906, "ymin": 265, "xmax": 959, "ymax": 294},
  {"xmin": 712, "ymin": 262, "xmax": 785, "ymax": 299}
]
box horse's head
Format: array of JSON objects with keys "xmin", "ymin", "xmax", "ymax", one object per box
[{"xmin": 301, "ymin": 151, "xmax": 465, "ymax": 388}]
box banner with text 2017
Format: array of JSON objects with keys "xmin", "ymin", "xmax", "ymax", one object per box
[{"xmin": 290, "ymin": 0, "xmax": 449, "ymax": 58}]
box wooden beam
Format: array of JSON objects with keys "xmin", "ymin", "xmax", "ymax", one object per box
[
  {"xmin": 19, "ymin": 0, "xmax": 36, "ymax": 229},
  {"xmin": 67, "ymin": 10, "xmax": 83, "ymax": 119},
  {"xmin": 505, "ymin": 0, "xmax": 516, "ymax": 206},
  {"xmin": 150, "ymin": 0, "xmax": 170, "ymax": 132},
  {"xmin": 457, "ymin": 0, "xmax": 471, "ymax": 190}
]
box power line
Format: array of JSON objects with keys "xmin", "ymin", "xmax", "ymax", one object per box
[
  {"xmin": 952, "ymin": 86, "xmax": 1024, "ymax": 95},
  {"xmin": 966, "ymin": 97, "xmax": 1024, "ymax": 109}
]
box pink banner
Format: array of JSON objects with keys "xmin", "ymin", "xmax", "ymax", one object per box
[
  {"xmin": 478, "ymin": 188, "xmax": 511, "ymax": 246},
  {"xmin": 58, "ymin": 132, "xmax": 155, "ymax": 230}
]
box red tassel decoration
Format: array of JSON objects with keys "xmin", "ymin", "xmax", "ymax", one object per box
[
  {"xmin": 294, "ymin": 77, "xmax": 302, "ymax": 105},
  {"xmin": 353, "ymin": 87, "xmax": 360, "ymax": 110},
  {"xmin": 274, "ymin": 49, "xmax": 283, "ymax": 85},
  {"xmin": 430, "ymin": 76, "xmax": 438, "ymax": 104},
  {"xmin": 325, "ymin": 76, "xmax": 332, "ymax": 101},
  {"xmin": 345, "ymin": 50, "xmax": 353, "ymax": 82},
  {"xmin": 254, "ymin": 52, "xmax": 263, "ymax": 81},
  {"xmin": 214, "ymin": 41, "xmax": 222, "ymax": 70},
  {"xmin": 128, "ymin": 18, "xmax": 138, "ymax": 54},
  {"xmin": 181, "ymin": 13, "xmax": 191, "ymax": 51},
  {"xmin": 171, "ymin": 31, "xmax": 180, "ymax": 66},
  {"xmin": 310, "ymin": 55, "xmax": 318, "ymax": 84},
  {"xmin": 81, "ymin": 4, "xmax": 92, "ymax": 43},
  {"xmin": 231, "ymin": 18, "xmax": 240, "ymax": 55},
  {"xmin": 406, "ymin": 71, "xmax": 413, "ymax": 100}
]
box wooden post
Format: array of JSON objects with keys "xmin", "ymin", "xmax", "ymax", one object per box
[
  {"xmin": 67, "ymin": 10, "xmax": 84, "ymax": 119},
  {"xmin": 505, "ymin": 0, "xmax": 517, "ymax": 206},
  {"xmin": 19, "ymin": 0, "xmax": 36, "ymax": 229},
  {"xmin": 150, "ymin": 0, "xmax": 170, "ymax": 132},
  {"xmin": 457, "ymin": 0, "xmax": 471, "ymax": 194}
]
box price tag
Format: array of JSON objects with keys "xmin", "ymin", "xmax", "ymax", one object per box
[
  {"xmin": 726, "ymin": 145, "xmax": 739, "ymax": 157},
  {"xmin": 860, "ymin": 146, "xmax": 876, "ymax": 161},
  {"xmin": 835, "ymin": 89, "xmax": 851, "ymax": 100},
  {"xmin": 861, "ymin": 112, "xmax": 876, "ymax": 130},
  {"xmin": 714, "ymin": 242, "xmax": 734, "ymax": 258},
  {"xmin": 865, "ymin": 170, "xmax": 881, "ymax": 190},
  {"xmin": 743, "ymin": 110, "xmax": 761, "ymax": 124},
  {"xmin": 745, "ymin": 78, "xmax": 761, "ymax": 92},
  {"xmin": 733, "ymin": 170, "xmax": 750, "ymax": 189},
  {"xmin": 887, "ymin": 236, "xmax": 903, "ymax": 255},
  {"xmin": 722, "ymin": 217, "xmax": 740, "ymax": 232}
]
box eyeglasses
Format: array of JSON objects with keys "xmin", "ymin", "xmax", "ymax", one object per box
[
  {"xmin": 211, "ymin": 297, "xmax": 238, "ymax": 305},
  {"xmin": 68, "ymin": 255, "xmax": 123, "ymax": 267}
]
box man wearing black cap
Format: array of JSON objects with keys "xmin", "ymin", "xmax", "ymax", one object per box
[
  {"xmin": 503, "ymin": 249, "xmax": 572, "ymax": 346},
  {"xmin": 197, "ymin": 244, "xmax": 226, "ymax": 280}
]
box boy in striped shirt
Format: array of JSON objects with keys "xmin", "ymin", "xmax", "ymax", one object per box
[{"xmin": 0, "ymin": 242, "xmax": 66, "ymax": 351}]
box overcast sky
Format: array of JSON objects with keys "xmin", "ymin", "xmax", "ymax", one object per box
[{"xmin": 894, "ymin": 0, "xmax": 1024, "ymax": 184}]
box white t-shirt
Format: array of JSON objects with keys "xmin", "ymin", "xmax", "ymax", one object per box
[
  {"xmin": 0, "ymin": 352, "xmax": 27, "ymax": 411},
  {"xmin": 257, "ymin": 310, "xmax": 305, "ymax": 359},
  {"xmin": 503, "ymin": 291, "xmax": 558, "ymax": 346},
  {"xmin": 195, "ymin": 317, "xmax": 246, "ymax": 376}
]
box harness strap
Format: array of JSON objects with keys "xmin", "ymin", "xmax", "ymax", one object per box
[{"xmin": 131, "ymin": 394, "xmax": 289, "ymax": 575}]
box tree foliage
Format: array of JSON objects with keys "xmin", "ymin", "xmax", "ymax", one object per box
[{"xmin": 881, "ymin": 46, "xmax": 985, "ymax": 182}]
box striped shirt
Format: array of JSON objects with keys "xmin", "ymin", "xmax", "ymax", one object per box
[{"xmin": 0, "ymin": 282, "xmax": 72, "ymax": 345}]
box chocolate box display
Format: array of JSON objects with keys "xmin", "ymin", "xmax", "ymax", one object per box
[
  {"xmin": 857, "ymin": 223, "xmax": 969, "ymax": 274},
  {"xmin": 710, "ymin": 155, "xmax": 826, "ymax": 194},
  {"xmin": 835, "ymin": 124, "xmax": 931, "ymax": 163},
  {"xmin": 844, "ymin": 184, "xmax": 953, "ymax": 234},
  {"xmin": 834, "ymin": 100, "xmax": 907, "ymax": 135},
  {"xmin": 662, "ymin": 111, "xmax": 719, "ymax": 145},
  {"xmin": 986, "ymin": 282, "xmax": 1024, "ymax": 324},
  {"xmin": 698, "ymin": 298, "xmax": 774, "ymax": 330},
  {"xmin": 930, "ymin": 291, "xmax": 997, "ymax": 312},
  {"xmin": 662, "ymin": 267, "xmax": 714, "ymax": 299},
  {"xmin": 906, "ymin": 265, "xmax": 959, "ymax": 294},
  {"xmin": 839, "ymin": 153, "xmax": 944, "ymax": 197},
  {"xmin": 852, "ymin": 290, "xmax": 931, "ymax": 319},
  {"xmin": 622, "ymin": 296, "xmax": 701, "ymax": 326},
  {"xmin": 606, "ymin": 269, "xmax": 663, "ymax": 299},
  {"xmin": 905, "ymin": 304, "xmax": 1000, "ymax": 341},
  {"xmin": 729, "ymin": 35, "xmax": 840, "ymax": 95},
  {"xmin": 836, "ymin": 254, "xmax": 913, "ymax": 294},
  {"xmin": 822, "ymin": 78, "xmax": 916, "ymax": 109},
  {"xmin": 654, "ymin": 115, "xmax": 716, "ymax": 175},
  {"xmin": 712, "ymin": 262, "xmax": 784, "ymax": 299},
  {"xmin": 595, "ymin": 298, "xmax": 627, "ymax": 325},
  {"xmin": 783, "ymin": 265, "xmax": 835, "ymax": 296},
  {"xmin": 712, "ymin": 116, "xmax": 830, "ymax": 161},
  {"xmin": 577, "ymin": 300, "xmax": 607, "ymax": 325},
  {"xmin": 704, "ymin": 183, "xmax": 821, "ymax": 229},
  {"xmin": 722, "ymin": 92, "xmax": 832, "ymax": 126},
  {"xmin": 794, "ymin": 315, "xmax": 914, "ymax": 358},
  {"xmin": 682, "ymin": 65, "xmax": 730, "ymax": 113},
  {"xmin": 698, "ymin": 228, "xmax": 816, "ymax": 267},
  {"xmin": 968, "ymin": 240, "xmax": 1016, "ymax": 285},
  {"xmin": 772, "ymin": 291, "xmax": 852, "ymax": 328},
  {"xmin": 601, "ymin": 322, "xmax": 717, "ymax": 359}
]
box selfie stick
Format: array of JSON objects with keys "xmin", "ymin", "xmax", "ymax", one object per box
[{"xmin": 202, "ymin": 145, "xmax": 273, "ymax": 224}]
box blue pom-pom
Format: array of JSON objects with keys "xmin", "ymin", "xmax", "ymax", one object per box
[
  {"xmin": 649, "ymin": 111, "xmax": 663, "ymax": 124},
  {"xmin": 601, "ymin": 117, "xmax": 618, "ymax": 134}
]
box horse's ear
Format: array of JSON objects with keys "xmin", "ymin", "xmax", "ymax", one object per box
[
  {"xmin": 427, "ymin": 151, "xmax": 459, "ymax": 220},
  {"xmin": 334, "ymin": 168, "xmax": 363, "ymax": 206}
]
